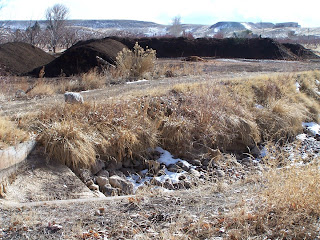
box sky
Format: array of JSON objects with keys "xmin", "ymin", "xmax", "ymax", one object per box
[{"xmin": 0, "ymin": 0, "xmax": 320, "ymax": 27}]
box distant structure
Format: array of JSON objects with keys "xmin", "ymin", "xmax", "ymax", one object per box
[{"xmin": 274, "ymin": 22, "xmax": 300, "ymax": 28}]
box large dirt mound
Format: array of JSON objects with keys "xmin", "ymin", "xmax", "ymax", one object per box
[
  {"xmin": 282, "ymin": 43, "xmax": 320, "ymax": 60},
  {"xmin": 0, "ymin": 42, "xmax": 55, "ymax": 75},
  {"xmin": 29, "ymin": 38, "xmax": 127, "ymax": 77},
  {"xmin": 111, "ymin": 37, "xmax": 319, "ymax": 60}
]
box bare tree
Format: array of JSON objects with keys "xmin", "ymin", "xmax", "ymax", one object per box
[
  {"xmin": 46, "ymin": 3, "xmax": 69, "ymax": 53},
  {"xmin": 26, "ymin": 21, "xmax": 41, "ymax": 45},
  {"xmin": 169, "ymin": 16, "xmax": 183, "ymax": 37}
]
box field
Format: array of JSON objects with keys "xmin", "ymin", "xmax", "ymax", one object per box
[{"xmin": 1, "ymin": 52, "xmax": 320, "ymax": 239}]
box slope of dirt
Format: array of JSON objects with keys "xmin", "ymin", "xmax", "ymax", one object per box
[
  {"xmin": 0, "ymin": 42, "xmax": 55, "ymax": 76},
  {"xmin": 2, "ymin": 147, "xmax": 98, "ymax": 203},
  {"xmin": 29, "ymin": 38, "xmax": 127, "ymax": 77},
  {"xmin": 283, "ymin": 43, "xmax": 320, "ymax": 59},
  {"xmin": 111, "ymin": 36, "xmax": 319, "ymax": 60}
]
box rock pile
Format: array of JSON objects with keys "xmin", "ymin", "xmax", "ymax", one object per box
[{"xmin": 76, "ymin": 147, "xmax": 263, "ymax": 197}]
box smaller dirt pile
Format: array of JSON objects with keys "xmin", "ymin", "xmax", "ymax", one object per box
[
  {"xmin": 0, "ymin": 42, "xmax": 55, "ymax": 76},
  {"xmin": 29, "ymin": 38, "xmax": 127, "ymax": 77}
]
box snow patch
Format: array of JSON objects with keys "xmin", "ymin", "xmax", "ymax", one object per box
[
  {"xmin": 126, "ymin": 79, "xmax": 149, "ymax": 84},
  {"xmin": 302, "ymin": 122, "xmax": 320, "ymax": 136},
  {"xmin": 295, "ymin": 82, "xmax": 301, "ymax": 92}
]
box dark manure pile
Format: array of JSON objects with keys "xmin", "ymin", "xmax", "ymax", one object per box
[
  {"xmin": 111, "ymin": 36, "xmax": 319, "ymax": 60},
  {"xmin": 29, "ymin": 38, "xmax": 127, "ymax": 77},
  {"xmin": 0, "ymin": 42, "xmax": 55, "ymax": 76}
]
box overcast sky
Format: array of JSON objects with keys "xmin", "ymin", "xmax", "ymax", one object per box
[{"xmin": 1, "ymin": 0, "xmax": 319, "ymax": 27}]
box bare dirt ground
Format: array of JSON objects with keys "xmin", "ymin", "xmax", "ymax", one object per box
[
  {"xmin": 2, "ymin": 147, "xmax": 98, "ymax": 204},
  {"xmin": 0, "ymin": 58, "xmax": 320, "ymax": 239}
]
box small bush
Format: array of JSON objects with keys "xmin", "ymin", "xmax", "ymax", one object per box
[{"xmin": 115, "ymin": 42, "xmax": 156, "ymax": 80}]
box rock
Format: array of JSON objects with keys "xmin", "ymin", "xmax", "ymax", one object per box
[
  {"xmin": 122, "ymin": 158, "xmax": 133, "ymax": 168},
  {"xmin": 182, "ymin": 180, "xmax": 192, "ymax": 189},
  {"xmin": 106, "ymin": 158, "xmax": 122, "ymax": 170},
  {"xmin": 176, "ymin": 161, "xmax": 190, "ymax": 171},
  {"xmin": 173, "ymin": 182, "xmax": 184, "ymax": 189},
  {"xmin": 78, "ymin": 169, "xmax": 93, "ymax": 183},
  {"xmin": 109, "ymin": 175, "xmax": 134, "ymax": 195},
  {"xmin": 109, "ymin": 170, "xmax": 126, "ymax": 179},
  {"xmin": 120, "ymin": 168, "xmax": 136, "ymax": 176},
  {"xmin": 15, "ymin": 89, "xmax": 26, "ymax": 98},
  {"xmin": 101, "ymin": 184, "xmax": 119, "ymax": 196},
  {"xmin": 178, "ymin": 174, "xmax": 186, "ymax": 181},
  {"xmin": 216, "ymin": 170, "xmax": 225, "ymax": 178},
  {"xmin": 148, "ymin": 160, "xmax": 161, "ymax": 173},
  {"xmin": 182, "ymin": 56, "xmax": 206, "ymax": 62},
  {"xmin": 96, "ymin": 176, "xmax": 109, "ymax": 187},
  {"xmin": 88, "ymin": 183, "xmax": 99, "ymax": 191},
  {"xmin": 163, "ymin": 179, "xmax": 174, "ymax": 190},
  {"xmin": 86, "ymin": 180, "xmax": 94, "ymax": 187},
  {"xmin": 240, "ymin": 157, "xmax": 253, "ymax": 166},
  {"xmin": 97, "ymin": 170, "xmax": 109, "ymax": 178},
  {"xmin": 189, "ymin": 168, "xmax": 201, "ymax": 178},
  {"xmin": 250, "ymin": 146, "xmax": 261, "ymax": 157},
  {"xmin": 167, "ymin": 164, "xmax": 180, "ymax": 172},
  {"xmin": 189, "ymin": 159, "xmax": 202, "ymax": 166},
  {"xmin": 165, "ymin": 70, "xmax": 174, "ymax": 77},
  {"xmin": 91, "ymin": 160, "xmax": 106, "ymax": 175},
  {"xmin": 64, "ymin": 92, "xmax": 84, "ymax": 104}
]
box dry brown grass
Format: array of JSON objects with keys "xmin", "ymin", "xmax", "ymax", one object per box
[
  {"xmin": 153, "ymin": 61, "xmax": 204, "ymax": 78},
  {"xmin": 22, "ymin": 71, "xmax": 320, "ymax": 169},
  {"xmin": 27, "ymin": 80, "xmax": 57, "ymax": 97},
  {"xmin": 0, "ymin": 116, "xmax": 29, "ymax": 149}
]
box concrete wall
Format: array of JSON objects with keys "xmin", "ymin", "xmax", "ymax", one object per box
[{"xmin": 0, "ymin": 140, "xmax": 36, "ymax": 197}]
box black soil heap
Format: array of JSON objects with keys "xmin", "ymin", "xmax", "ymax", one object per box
[
  {"xmin": 0, "ymin": 42, "xmax": 55, "ymax": 76},
  {"xmin": 111, "ymin": 37, "xmax": 318, "ymax": 60},
  {"xmin": 29, "ymin": 38, "xmax": 127, "ymax": 77}
]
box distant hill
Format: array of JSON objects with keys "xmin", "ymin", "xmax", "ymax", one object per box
[{"xmin": 0, "ymin": 20, "xmax": 319, "ymax": 39}]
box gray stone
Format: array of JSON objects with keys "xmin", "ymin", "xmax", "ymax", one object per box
[
  {"xmin": 64, "ymin": 92, "xmax": 84, "ymax": 104},
  {"xmin": 182, "ymin": 180, "xmax": 192, "ymax": 189},
  {"xmin": 167, "ymin": 164, "xmax": 180, "ymax": 172},
  {"xmin": 97, "ymin": 170, "xmax": 109, "ymax": 178},
  {"xmin": 109, "ymin": 175, "xmax": 134, "ymax": 195},
  {"xmin": 148, "ymin": 160, "xmax": 161, "ymax": 173},
  {"xmin": 91, "ymin": 160, "xmax": 106, "ymax": 175},
  {"xmin": 178, "ymin": 174, "xmax": 186, "ymax": 181},
  {"xmin": 109, "ymin": 170, "xmax": 126, "ymax": 179},
  {"xmin": 189, "ymin": 168, "xmax": 201, "ymax": 178},
  {"xmin": 176, "ymin": 161, "xmax": 190, "ymax": 171},
  {"xmin": 101, "ymin": 184, "xmax": 119, "ymax": 196},
  {"xmin": 85, "ymin": 180, "xmax": 94, "ymax": 187},
  {"xmin": 88, "ymin": 183, "xmax": 99, "ymax": 191},
  {"xmin": 78, "ymin": 169, "xmax": 93, "ymax": 183},
  {"xmin": 250, "ymin": 146, "xmax": 261, "ymax": 157},
  {"xmin": 216, "ymin": 170, "xmax": 225, "ymax": 178},
  {"xmin": 96, "ymin": 176, "xmax": 109, "ymax": 187},
  {"xmin": 15, "ymin": 89, "xmax": 26, "ymax": 98},
  {"xmin": 122, "ymin": 158, "xmax": 133, "ymax": 168},
  {"xmin": 189, "ymin": 159, "xmax": 202, "ymax": 166},
  {"xmin": 106, "ymin": 158, "xmax": 122, "ymax": 170},
  {"xmin": 163, "ymin": 179, "xmax": 173, "ymax": 190}
]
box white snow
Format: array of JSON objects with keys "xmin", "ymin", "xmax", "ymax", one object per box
[
  {"xmin": 302, "ymin": 122, "xmax": 320, "ymax": 136},
  {"xmin": 126, "ymin": 79, "xmax": 149, "ymax": 84},
  {"xmin": 255, "ymin": 104, "xmax": 264, "ymax": 109},
  {"xmin": 295, "ymin": 82, "xmax": 301, "ymax": 92},
  {"xmin": 155, "ymin": 147, "xmax": 192, "ymax": 168},
  {"xmin": 127, "ymin": 147, "xmax": 198, "ymax": 193},
  {"xmin": 241, "ymin": 23, "xmax": 252, "ymax": 30}
]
